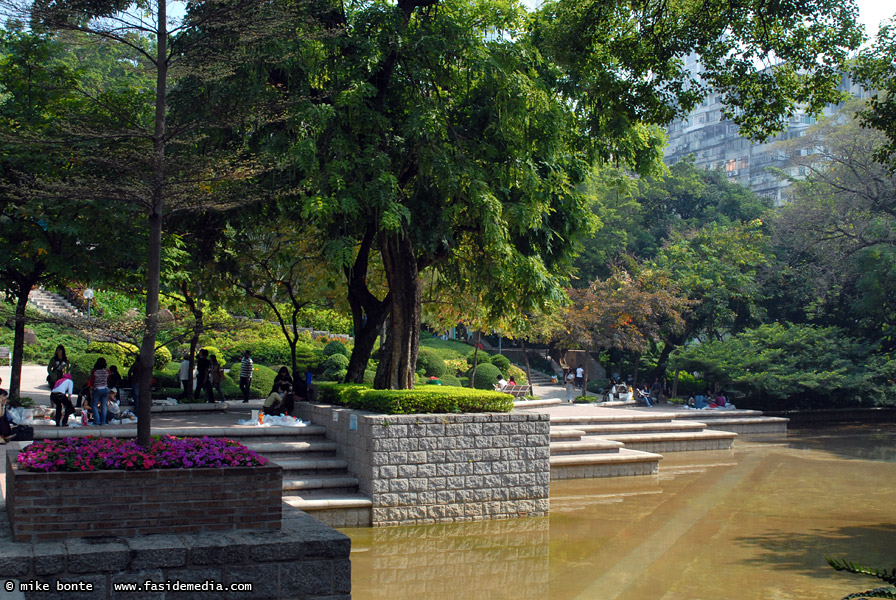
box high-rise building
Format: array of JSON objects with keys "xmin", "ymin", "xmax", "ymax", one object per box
[{"xmin": 663, "ymin": 56, "xmax": 870, "ymax": 206}]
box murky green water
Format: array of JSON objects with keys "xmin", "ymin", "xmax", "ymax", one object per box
[{"xmin": 343, "ymin": 424, "xmax": 896, "ymax": 600}]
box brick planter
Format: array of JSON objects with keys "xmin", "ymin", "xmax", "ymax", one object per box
[{"xmin": 6, "ymin": 450, "xmax": 282, "ymax": 542}]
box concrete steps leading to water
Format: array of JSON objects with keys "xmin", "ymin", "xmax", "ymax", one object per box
[
  {"xmin": 238, "ymin": 429, "xmax": 373, "ymax": 528},
  {"xmin": 536, "ymin": 407, "xmax": 793, "ymax": 480}
]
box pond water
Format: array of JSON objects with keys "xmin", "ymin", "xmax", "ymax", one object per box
[{"xmin": 343, "ymin": 424, "xmax": 896, "ymax": 600}]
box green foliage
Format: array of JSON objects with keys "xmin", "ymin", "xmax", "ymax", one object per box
[
  {"xmin": 226, "ymin": 363, "xmax": 277, "ymax": 399},
  {"xmin": 467, "ymin": 350, "xmax": 491, "ymax": 366},
  {"xmin": 69, "ymin": 353, "xmax": 120, "ymax": 388},
  {"xmin": 490, "ymin": 354, "xmax": 511, "ymax": 376},
  {"xmin": 419, "ymin": 338, "xmax": 475, "ymax": 360},
  {"xmin": 323, "ymin": 340, "xmax": 349, "ymax": 358},
  {"xmin": 440, "ymin": 373, "xmax": 462, "ymax": 387},
  {"xmin": 416, "ymin": 349, "xmax": 447, "ymax": 378},
  {"xmin": 87, "ymin": 289, "xmax": 144, "ymax": 318},
  {"xmin": 668, "ymin": 371, "xmax": 710, "ymax": 397},
  {"xmin": 322, "ymin": 354, "xmax": 350, "ymax": 370},
  {"xmin": 86, "ymin": 341, "xmax": 139, "ymax": 366},
  {"xmin": 0, "ymin": 303, "xmax": 88, "ymax": 363},
  {"xmin": 315, "ymin": 383, "xmax": 513, "ymax": 414},
  {"xmin": 672, "ymin": 323, "xmax": 892, "ymax": 409},
  {"xmin": 826, "ymin": 557, "xmax": 896, "ymax": 599},
  {"xmin": 470, "ymin": 363, "xmax": 502, "ymax": 390},
  {"xmin": 153, "ymin": 362, "xmax": 180, "ymax": 388},
  {"xmin": 153, "ymin": 346, "xmax": 172, "ymax": 370},
  {"xmin": 200, "ymin": 346, "xmax": 222, "ymax": 360}
]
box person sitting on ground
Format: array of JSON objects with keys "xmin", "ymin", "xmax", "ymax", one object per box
[
  {"xmin": 637, "ymin": 383, "xmax": 652, "ymax": 407},
  {"xmin": 51, "ymin": 373, "xmax": 75, "ymax": 427},
  {"xmin": 262, "ymin": 391, "xmax": 286, "ymax": 416},
  {"xmin": 272, "ymin": 367, "xmax": 293, "ymax": 396},
  {"xmin": 0, "ymin": 390, "xmax": 17, "ymax": 443},
  {"xmin": 495, "ymin": 374, "xmax": 508, "ymax": 391}
]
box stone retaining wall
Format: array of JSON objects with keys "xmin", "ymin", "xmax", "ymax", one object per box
[
  {"xmin": 6, "ymin": 451, "xmax": 282, "ymax": 542},
  {"xmin": 295, "ymin": 404, "xmax": 550, "ymax": 526},
  {"xmin": 0, "ymin": 508, "xmax": 350, "ymax": 600}
]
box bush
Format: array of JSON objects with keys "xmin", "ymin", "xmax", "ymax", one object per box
[
  {"xmin": 314, "ymin": 383, "xmax": 513, "ymax": 414},
  {"xmin": 86, "ymin": 341, "xmax": 139, "ymax": 366},
  {"xmin": 201, "ymin": 346, "xmax": 222, "ymax": 360},
  {"xmin": 470, "ymin": 363, "xmax": 502, "ymax": 390},
  {"xmin": 323, "ymin": 340, "xmax": 349, "ymax": 358},
  {"xmin": 440, "ymin": 373, "xmax": 462, "ymax": 387},
  {"xmin": 445, "ymin": 358, "xmax": 470, "ymax": 376},
  {"xmin": 416, "ymin": 349, "xmax": 447, "ymax": 378},
  {"xmin": 490, "ymin": 354, "xmax": 511, "ymax": 376},
  {"xmin": 153, "ymin": 346, "xmax": 172, "ymax": 370},
  {"xmin": 508, "ymin": 365, "xmax": 527, "ymax": 385},
  {"xmin": 69, "ymin": 353, "xmax": 121, "ymax": 388},
  {"xmin": 466, "ymin": 350, "xmax": 491, "ymax": 366},
  {"xmin": 226, "ymin": 363, "xmax": 277, "ymax": 399},
  {"xmin": 322, "ymin": 354, "xmax": 350, "ymax": 370}
]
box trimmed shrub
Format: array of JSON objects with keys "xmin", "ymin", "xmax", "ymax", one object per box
[
  {"xmin": 153, "ymin": 346, "xmax": 173, "ymax": 370},
  {"xmin": 466, "ymin": 350, "xmax": 491, "ymax": 366},
  {"xmin": 322, "ymin": 354, "xmax": 350, "ymax": 370},
  {"xmin": 69, "ymin": 353, "xmax": 121, "ymax": 388},
  {"xmin": 508, "ymin": 365, "xmax": 528, "ymax": 385},
  {"xmin": 416, "ymin": 349, "xmax": 447, "ymax": 378},
  {"xmin": 445, "ymin": 358, "xmax": 470, "ymax": 376},
  {"xmin": 86, "ymin": 341, "xmax": 139, "ymax": 367},
  {"xmin": 470, "ymin": 363, "xmax": 502, "ymax": 390},
  {"xmin": 440, "ymin": 373, "xmax": 462, "ymax": 387},
  {"xmin": 323, "ymin": 340, "xmax": 349, "ymax": 358},
  {"xmin": 226, "ymin": 363, "xmax": 277, "ymax": 399},
  {"xmin": 314, "ymin": 383, "xmax": 513, "ymax": 414},
  {"xmin": 200, "ymin": 346, "xmax": 222, "ymax": 360},
  {"xmin": 490, "ymin": 354, "xmax": 511, "ymax": 376}
]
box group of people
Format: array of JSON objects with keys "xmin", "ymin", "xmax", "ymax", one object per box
[
  {"xmin": 177, "ymin": 349, "xmax": 255, "ymax": 403},
  {"xmin": 263, "ymin": 366, "xmax": 308, "ymax": 416},
  {"xmin": 47, "ymin": 345, "xmax": 137, "ymax": 427}
]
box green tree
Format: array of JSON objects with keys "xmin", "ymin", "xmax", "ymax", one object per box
[
  {"xmin": 280, "ymin": 0, "xmax": 861, "ymax": 389},
  {"xmin": 771, "ymin": 101, "xmax": 896, "ymax": 345},
  {"xmin": 648, "ymin": 221, "xmax": 768, "ymax": 379},
  {"xmin": 0, "ymin": 30, "xmax": 128, "ymax": 398}
]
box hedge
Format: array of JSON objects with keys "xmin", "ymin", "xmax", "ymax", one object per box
[
  {"xmin": 416, "ymin": 349, "xmax": 447, "ymax": 378},
  {"xmin": 226, "ymin": 363, "xmax": 277, "ymax": 399},
  {"xmin": 314, "ymin": 383, "xmax": 514, "ymax": 414}
]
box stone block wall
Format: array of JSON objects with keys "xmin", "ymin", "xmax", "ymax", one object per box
[
  {"xmin": 6, "ymin": 451, "xmax": 282, "ymax": 542},
  {"xmin": 295, "ymin": 404, "xmax": 550, "ymax": 526},
  {"xmin": 0, "ymin": 508, "xmax": 351, "ymax": 600}
]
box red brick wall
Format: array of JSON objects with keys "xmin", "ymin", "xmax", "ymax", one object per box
[{"xmin": 6, "ymin": 452, "xmax": 282, "ymax": 542}]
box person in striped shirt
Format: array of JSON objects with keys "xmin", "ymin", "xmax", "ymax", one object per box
[{"xmin": 239, "ymin": 350, "xmax": 253, "ymax": 403}]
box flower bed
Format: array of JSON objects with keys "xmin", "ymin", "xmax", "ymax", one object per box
[
  {"xmin": 7, "ymin": 437, "xmax": 281, "ymax": 542},
  {"xmin": 17, "ymin": 436, "xmax": 269, "ymax": 472}
]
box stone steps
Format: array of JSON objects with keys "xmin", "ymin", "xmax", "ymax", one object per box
[
  {"xmin": 27, "ymin": 288, "xmax": 84, "ymax": 319},
  {"xmin": 596, "ymin": 429, "xmax": 737, "ymax": 453},
  {"xmin": 550, "ymin": 439, "xmax": 623, "ymax": 454},
  {"xmin": 550, "ymin": 448, "xmax": 663, "ymax": 480},
  {"xmin": 567, "ymin": 420, "xmax": 708, "ymax": 435},
  {"xmin": 282, "ymin": 494, "xmax": 373, "ymax": 528},
  {"xmin": 669, "ymin": 412, "xmax": 789, "ymax": 435}
]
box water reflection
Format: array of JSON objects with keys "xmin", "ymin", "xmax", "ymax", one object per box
[{"xmin": 344, "ymin": 425, "xmax": 896, "ymax": 600}]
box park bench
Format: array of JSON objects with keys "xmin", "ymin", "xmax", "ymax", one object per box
[
  {"xmin": 0, "ymin": 346, "xmax": 9, "ymax": 366},
  {"xmin": 500, "ymin": 384, "xmax": 532, "ymax": 398}
]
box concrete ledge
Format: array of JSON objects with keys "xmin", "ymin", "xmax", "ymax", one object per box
[
  {"xmin": 549, "ymin": 449, "xmax": 663, "ymax": 467},
  {"xmin": 571, "ymin": 421, "xmax": 708, "ymax": 434},
  {"xmin": 549, "ymin": 439, "xmax": 624, "ymax": 454},
  {"xmin": 513, "ymin": 398, "xmax": 562, "ymax": 409},
  {"xmin": 32, "ymin": 425, "xmax": 327, "ymax": 440},
  {"xmin": 551, "ymin": 449, "xmax": 661, "ymax": 479},
  {"xmin": 283, "ymin": 475, "xmax": 360, "ymax": 491},
  {"xmin": 550, "ymin": 428, "xmax": 587, "ymax": 440}
]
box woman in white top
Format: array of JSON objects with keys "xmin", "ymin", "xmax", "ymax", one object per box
[{"xmin": 51, "ymin": 373, "xmax": 75, "ymax": 426}]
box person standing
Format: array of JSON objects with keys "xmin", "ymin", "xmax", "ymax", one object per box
[
  {"xmin": 195, "ymin": 349, "xmax": 213, "ymax": 403},
  {"xmin": 239, "ymin": 350, "xmax": 253, "ymax": 403},
  {"xmin": 575, "ymin": 364, "xmax": 584, "ymax": 389},
  {"xmin": 565, "ymin": 370, "xmax": 575, "ymax": 403},
  {"xmin": 178, "ymin": 355, "xmax": 192, "ymax": 399},
  {"xmin": 210, "ymin": 355, "xmax": 226, "ymax": 403},
  {"xmin": 47, "ymin": 345, "xmax": 69, "ymax": 388},
  {"xmin": 50, "ymin": 373, "xmax": 75, "ymax": 426},
  {"xmin": 89, "ymin": 358, "xmax": 110, "ymax": 426}
]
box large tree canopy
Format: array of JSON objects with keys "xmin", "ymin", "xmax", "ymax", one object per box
[{"xmin": 261, "ymin": 0, "xmax": 863, "ymax": 389}]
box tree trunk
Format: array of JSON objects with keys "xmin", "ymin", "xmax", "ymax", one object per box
[
  {"xmin": 671, "ymin": 370, "xmax": 680, "ymax": 398},
  {"xmin": 181, "ymin": 285, "xmax": 202, "ymax": 401},
  {"xmin": 345, "ymin": 225, "xmax": 391, "ymax": 384},
  {"xmin": 8, "ymin": 278, "xmax": 37, "ymax": 400},
  {"xmin": 373, "ymin": 231, "xmax": 420, "ymax": 390},
  {"xmin": 519, "ymin": 338, "xmax": 534, "ymax": 397},
  {"xmin": 652, "ymin": 334, "xmax": 685, "ymax": 383},
  {"xmin": 137, "ymin": 7, "xmax": 167, "ymax": 448},
  {"xmin": 469, "ymin": 330, "xmax": 482, "ymax": 389},
  {"xmin": 582, "ymin": 346, "xmax": 591, "ymax": 400}
]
